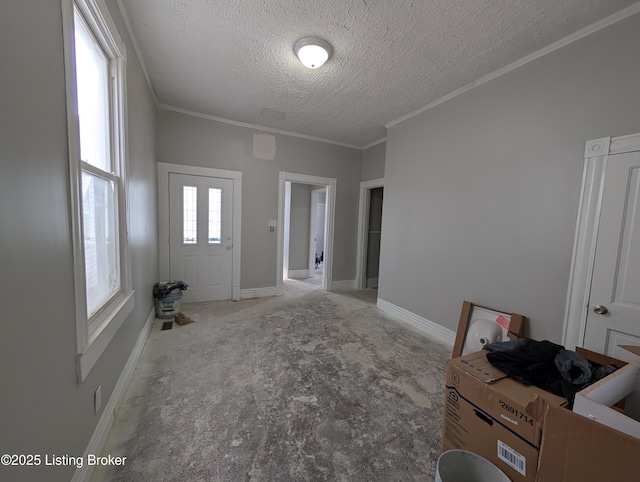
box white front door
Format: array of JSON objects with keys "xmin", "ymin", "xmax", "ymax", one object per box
[
  {"xmin": 169, "ymin": 173, "xmax": 233, "ymax": 303},
  {"xmin": 583, "ymin": 150, "xmax": 640, "ymax": 361}
]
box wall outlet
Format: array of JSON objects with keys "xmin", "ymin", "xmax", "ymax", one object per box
[{"xmin": 94, "ymin": 385, "xmax": 102, "ymax": 414}]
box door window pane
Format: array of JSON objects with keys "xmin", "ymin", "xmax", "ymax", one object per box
[
  {"xmin": 74, "ymin": 9, "xmax": 111, "ymax": 172},
  {"xmin": 82, "ymin": 171, "xmax": 120, "ymax": 316},
  {"xmin": 208, "ymin": 188, "xmax": 222, "ymax": 244},
  {"xmin": 183, "ymin": 186, "xmax": 197, "ymax": 244}
]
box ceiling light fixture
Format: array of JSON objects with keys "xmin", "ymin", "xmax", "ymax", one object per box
[{"xmin": 294, "ymin": 37, "xmax": 332, "ymax": 69}]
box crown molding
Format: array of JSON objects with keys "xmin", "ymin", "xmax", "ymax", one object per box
[
  {"xmin": 362, "ymin": 137, "xmax": 387, "ymax": 150},
  {"xmin": 116, "ymin": 0, "xmax": 159, "ymax": 107},
  {"xmin": 386, "ymin": 2, "xmax": 640, "ymax": 129},
  {"xmin": 159, "ymin": 104, "xmax": 363, "ymax": 150}
]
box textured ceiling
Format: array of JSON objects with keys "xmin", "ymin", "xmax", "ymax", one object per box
[{"xmin": 119, "ymin": 0, "xmax": 637, "ymax": 148}]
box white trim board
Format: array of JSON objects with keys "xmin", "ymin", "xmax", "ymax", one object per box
[
  {"xmin": 62, "ymin": 0, "xmax": 135, "ymax": 383},
  {"xmin": 288, "ymin": 269, "xmax": 310, "ymax": 279},
  {"xmin": 563, "ymin": 133, "xmax": 640, "ymax": 350},
  {"xmin": 157, "ymin": 162, "xmax": 242, "ymax": 301},
  {"xmin": 377, "ymin": 298, "xmax": 455, "ymax": 347},
  {"xmin": 386, "ymin": 2, "xmax": 640, "ymax": 129},
  {"xmin": 240, "ymin": 287, "xmax": 278, "ymax": 300},
  {"xmin": 72, "ymin": 307, "xmax": 153, "ymax": 482},
  {"xmin": 160, "ymin": 104, "xmax": 362, "ymax": 150},
  {"xmin": 277, "ymin": 172, "xmax": 337, "ymax": 294},
  {"xmin": 332, "ymin": 279, "xmax": 357, "ymax": 291},
  {"xmin": 362, "ymin": 137, "xmax": 387, "ymax": 150},
  {"xmin": 115, "ymin": 0, "xmax": 159, "ymax": 107}
]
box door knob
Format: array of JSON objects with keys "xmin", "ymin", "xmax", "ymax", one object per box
[{"xmin": 593, "ymin": 304, "xmax": 608, "ymax": 315}]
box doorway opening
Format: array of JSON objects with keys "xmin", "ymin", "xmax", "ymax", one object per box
[
  {"xmin": 356, "ymin": 178, "xmax": 384, "ymax": 290},
  {"xmin": 277, "ymin": 172, "xmax": 336, "ymax": 295}
]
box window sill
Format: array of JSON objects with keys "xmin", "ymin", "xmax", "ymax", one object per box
[{"xmin": 77, "ymin": 290, "xmax": 135, "ymax": 382}]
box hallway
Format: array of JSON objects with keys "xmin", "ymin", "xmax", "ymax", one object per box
[{"xmin": 91, "ymin": 286, "xmax": 449, "ymax": 481}]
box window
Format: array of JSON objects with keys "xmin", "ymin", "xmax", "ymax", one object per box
[
  {"xmin": 183, "ymin": 186, "xmax": 198, "ymax": 244},
  {"xmin": 208, "ymin": 188, "xmax": 222, "ymax": 244},
  {"xmin": 63, "ymin": 0, "xmax": 132, "ymax": 382}
]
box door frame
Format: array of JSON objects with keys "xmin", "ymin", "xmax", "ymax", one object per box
[
  {"xmin": 563, "ymin": 133, "xmax": 640, "ymax": 349},
  {"xmin": 158, "ymin": 162, "xmax": 242, "ymax": 301},
  {"xmin": 277, "ymin": 172, "xmax": 336, "ymax": 294},
  {"xmin": 308, "ymin": 187, "xmax": 326, "ymax": 276},
  {"xmin": 356, "ymin": 178, "xmax": 384, "ymax": 290}
]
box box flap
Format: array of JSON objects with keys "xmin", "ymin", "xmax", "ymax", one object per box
[
  {"xmin": 575, "ymin": 347, "xmax": 627, "ymax": 367},
  {"xmin": 620, "ymin": 345, "xmax": 640, "ymax": 357},
  {"xmin": 496, "ymin": 378, "xmax": 567, "ymax": 409},
  {"xmin": 573, "ymin": 361, "xmax": 640, "ymax": 439},
  {"xmin": 450, "ymin": 350, "xmax": 507, "ymax": 383},
  {"xmin": 536, "ymin": 399, "xmax": 640, "ymax": 481}
]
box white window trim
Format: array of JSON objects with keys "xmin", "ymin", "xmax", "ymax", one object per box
[{"xmin": 62, "ymin": 0, "xmax": 133, "ymax": 383}]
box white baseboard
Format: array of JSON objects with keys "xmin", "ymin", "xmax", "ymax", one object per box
[
  {"xmin": 287, "ymin": 269, "xmax": 309, "ymax": 279},
  {"xmin": 332, "ymin": 279, "xmax": 356, "ymax": 290},
  {"xmin": 240, "ymin": 286, "xmax": 278, "ymax": 299},
  {"xmin": 377, "ymin": 298, "xmax": 455, "ymax": 346},
  {"xmin": 72, "ymin": 307, "xmax": 153, "ymax": 482}
]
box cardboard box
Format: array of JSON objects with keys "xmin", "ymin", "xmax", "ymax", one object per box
[
  {"xmin": 531, "ymin": 396, "xmax": 640, "ymax": 481},
  {"xmin": 530, "ymin": 345, "xmax": 640, "ymax": 481},
  {"xmin": 442, "ymin": 351, "xmax": 567, "ymax": 482},
  {"xmin": 443, "ymin": 346, "xmax": 640, "ymax": 481},
  {"xmin": 572, "ymin": 345, "xmax": 640, "ymax": 440}
]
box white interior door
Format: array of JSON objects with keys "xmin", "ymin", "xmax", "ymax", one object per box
[
  {"xmin": 169, "ymin": 173, "xmax": 233, "ymax": 303},
  {"xmin": 583, "ymin": 150, "xmax": 640, "ymax": 361}
]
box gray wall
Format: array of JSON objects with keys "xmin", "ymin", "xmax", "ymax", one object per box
[
  {"xmin": 379, "ymin": 13, "xmax": 640, "ymax": 342},
  {"xmin": 0, "ymin": 2, "xmax": 158, "ymax": 481},
  {"xmin": 158, "ymin": 111, "xmax": 362, "ymax": 287},
  {"xmin": 361, "ymin": 141, "xmax": 386, "ymax": 181}
]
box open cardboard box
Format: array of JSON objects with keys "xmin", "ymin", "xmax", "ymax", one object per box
[
  {"xmin": 572, "ymin": 345, "xmax": 640, "ymax": 439},
  {"xmin": 529, "ymin": 392, "xmax": 640, "ymax": 481},
  {"xmin": 442, "ymin": 350, "xmax": 567, "ymax": 481},
  {"xmin": 443, "ymin": 345, "xmax": 639, "ymax": 481},
  {"xmin": 526, "ymin": 345, "xmax": 640, "ymax": 481}
]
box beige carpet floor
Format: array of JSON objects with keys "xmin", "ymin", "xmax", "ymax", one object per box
[{"xmin": 91, "ymin": 277, "xmax": 451, "ymax": 481}]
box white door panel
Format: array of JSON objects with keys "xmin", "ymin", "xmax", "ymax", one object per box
[
  {"xmin": 584, "ymin": 151, "xmax": 640, "ymax": 355},
  {"xmin": 169, "ymin": 173, "xmax": 233, "ymax": 303}
]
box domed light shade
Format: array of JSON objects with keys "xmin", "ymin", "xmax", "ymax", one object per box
[
  {"xmin": 294, "ymin": 38, "xmax": 332, "ymax": 69},
  {"xmin": 463, "ymin": 319, "xmax": 502, "ymax": 354}
]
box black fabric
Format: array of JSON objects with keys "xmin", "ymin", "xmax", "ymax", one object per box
[
  {"xmin": 554, "ymin": 349, "xmax": 592, "ymax": 385},
  {"xmin": 485, "ymin": 339, "xmax": 562, "ymax": 387},
  {"xmin": 484, "ymin": 338, "xmax": 529, "ymax": 353},
  {"xmin": 592, "ymin": 364, "xmax": 618, "ymax": 382},
  {"xmin": 484, "ymin": 340, "xmax": 619, "ymax": 408},
  {"xmin": 153, "ymin": 280, "xmax": 188, "ymax": 299}
]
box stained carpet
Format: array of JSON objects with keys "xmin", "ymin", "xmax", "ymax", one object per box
[{"xmin": 91, "ymin": 278, "xmax": 450, "ymax": 481}]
